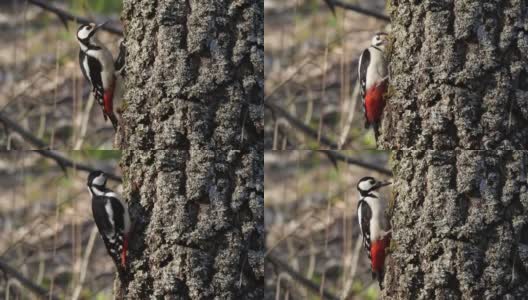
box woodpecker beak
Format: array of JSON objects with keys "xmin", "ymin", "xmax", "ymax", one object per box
[
  {"xmin": 94, "ymin": 21, "xmax": 108, "ymax": 32},
  {"xmin": 376, "ymin": 32, "xmax": 389, "ymax": 45},
  {"xmin": 374, "ymin": 181, "xmax": 391, "ymax": 189}
]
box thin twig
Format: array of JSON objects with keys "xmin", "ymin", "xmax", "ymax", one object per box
[
  {"xmin": 72, "ymin": 226, "xmax": 98, "ymax": 300},
  {"xmin": 0, "ymin": 259, "xmax": 60, "ymax": 300},
  {"xmin": 0, "ymin": 113, "xmax": 120, "ymax": 181},
  {"xmin": 33, "ymin": 150, "xmax": 122, "ymax": 182},
  {"xmin": 322, "ymin": 0, "xmax": 390, "ymax": 22},
  {"xmin": 265, "ymin": 211, "xmax": 315, "ymax": 257},
  {"xmin": 318, "ymin": 150, "xmax": 392, "ymax": 176},
  {"xmin": 338, "ymin": 80, "xmax": 360, "ymax": 149},
  {"xmin": 0, "ymin": 112, "xmax": 47, "ymax": 148},
  {"xmin": 27, "ymin": 0, "xmax": 123, "ymax": 35},
  {"xmin": 267, "ymin": 254, "xmax": 340, "ymax": 300},
  {"xmin": 340, "ymin": 234, "xmax": 364, "ymax": 300},
  {"xmin": 74, "ymin": 94, "xmax": 96, "ymax": 149},
  {"xmin": 265, "ymin": 102, "xmax": 339, "ymax": 148}
]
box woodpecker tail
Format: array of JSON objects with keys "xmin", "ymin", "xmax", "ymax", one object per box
[
  {"xmin": 107, "ymin": 112, "xmax": 119, "ymax": 131},
  {"xmin": 372, "ymin": 269, "xmax": 385, "ymax": 289},
  {"xmin": 373, "ymin": 123, "xmax": 380, "ymax": 142}
]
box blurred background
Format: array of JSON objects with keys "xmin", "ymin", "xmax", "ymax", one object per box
[
  {"xmin": 265, "ymin": 150, "xmax": 391, "ymax": 300},
  {"xmin": 0, "ymin": 150, "xmax": 121, "ymax": 299},
  {"xmin": 264, "ymin": 0, "xmax": 389, "ymax": 149},
  {"xmin": 0, "ymin": 0, "xmax": 123, "ymax": 149}
]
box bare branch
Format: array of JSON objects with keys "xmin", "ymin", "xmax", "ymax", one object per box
[
  {"xmin": 265, "ymin": 102, "xmax": 339, "ymax": 149},
  {"xmin": 322, "ymin": 0, "xmax": 390, "ymax": 22},
  {"xmin": 267, "ymin": 254, "xmax": 340, "ymax": 300},
  {"xmin": 318, "ymin": 150, "xmax": 392, "ymax": 176},
  {"xmin": 0, "ymin": 112, "xmax": 47, "ymax": 149},
  {"xmin": 0, "ymin": 113, "xmax": 121, "ymax": 181},
  {"xmin": 0, "ymin": 258, "xmax": 60, "ymax": 300},
  {"xmin": 33, "ymin": 150, "xmax": 122, "ymax": 182},
  {"xmin": 27, "ymin": 0, "xmax": 123, "ymax": 35}
]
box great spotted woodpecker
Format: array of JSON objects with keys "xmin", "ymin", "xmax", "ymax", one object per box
[
  {"xmin": 77, "ymin": 23, "xmax": 121, "ymax": 130},
  {"xmin": 87, "ymin": 171, "xmax": 131, "ymax": 276},
  {"xmin": 358, "ymin": 33, "xmax": 389, "ymax": 141},
  {"xmin": 357, "ymin": 176, "xmax": 391, "ymax": 288}
]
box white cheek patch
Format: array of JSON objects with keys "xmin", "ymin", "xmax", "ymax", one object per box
[
  {"xmin": 93, "ymin": 174, "xmax": 106, "ymax": 186},
  {"xmin": 77, "ymin": 28, "xmax": 92, "ymax": 40},
  {"xmin": 358, "ymin": 181, "xmax": 371, "ymax": 191}
]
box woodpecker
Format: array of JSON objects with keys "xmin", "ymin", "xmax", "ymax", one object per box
[
  {"xmin": 87, "ymin": 170, "xmax": 131, "ymax": 276},
  {"xmin": 357, "ymin": 176, "xmax": 392, "ymax": 289},
  {"xmin": 358, "ymin": 32, "xmax": 389, "ymax": 140},
  {"xmin": 77, "ymin": 23, "xmax": 119, "ymax": 130}
]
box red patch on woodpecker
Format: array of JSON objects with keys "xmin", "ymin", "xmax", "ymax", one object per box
[
  {"xmin": 121, "ymin": 234, "xmax": 128, "ymax": 267},
  {"xmin": 365, "ymin": 81, "xmax": 388, "ymax": 124},
  {"xmin": 370, "ymin": 235, "xmax": 390, "ymax": 274},
  {"xmin": 103, "ymin": 88, "xmax": 114, "ymax": 116},
  {"xmin": 103, "ymin": 77, "xmax": 115, "ymax": 117}
]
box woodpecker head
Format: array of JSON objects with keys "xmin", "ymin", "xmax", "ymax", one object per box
[
  {"xmin": 371, "ymin": 32, "xmax": 388, "ymax": 49},
  {"xmin": 87, "ymin": 170, "xmax": 107, "ymax": 195},
  {"xmin": 357, "ymin": 176, "xmax": 391, "ymax": 196},
  {"xmin": 76, "ymin": 22, "xmax": 106, "ymax": 47}
]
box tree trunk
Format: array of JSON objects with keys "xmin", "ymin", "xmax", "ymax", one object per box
[
  {"xmin": 116, "ymin": 0, "xmax": 263, "ymax": 149},
  {"xmin": 118, "ymin": 150, "xmax": 263, "ymax": 298},
  {"xmin": 383, "ymin": 150, "xmax": 528, "ymax": 298},
  {"xmin": 379, "ymin": 1, "xmax": 528, "ymax": 149}
]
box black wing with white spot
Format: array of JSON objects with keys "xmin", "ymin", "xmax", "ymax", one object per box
[
  {"xmin": 357, "ymin": 199, "xmax": 372, "ymax": 259},
  {"xmin": 91, "ymin": 194, "xmax": 126, "ymax": 271},
  {"xmin": 358, "ymin": 48, "xmax": 370, "ymax": 99},
  {"xmin": 86, "ymin": 55, "xmax": 105, "ymax": 107}
]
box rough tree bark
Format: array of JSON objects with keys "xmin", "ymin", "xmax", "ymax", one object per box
[
  {"xmin": 118, "ymin": 150, "xmax": 263, "ymax": 298},
  {"xmin": 383, "ymin": 151, "xmax": 528, "ymax": 298},
  {"xmin": 379, "ymin": 1, "xmax": 528, "ymax": 149},
  {"xmin": 116, "ymin": 0, "xmax": 263, "ymax": 149}
]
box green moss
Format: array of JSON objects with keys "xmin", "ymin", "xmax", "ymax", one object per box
[
  {"xmin": 120, "ymin": 99, "xmax": 129, "ymax": 112},
  {"xmin": 364, "ymin": 285, "xmax": 380, "ymax": 300},
  {"xmin": 81, "ymin": 150, "xmax": 121, "ymax": 160},
  {"xmin": 389, "ymin": 236, "xmax": 398, "ymax": 254},
  {"xmin": 383, "ymin": 83, "xmax": 396, "ymax": 100},
  {"xmin": 71, "ymin": 0, "xmax": 122, "ymax": 14}
]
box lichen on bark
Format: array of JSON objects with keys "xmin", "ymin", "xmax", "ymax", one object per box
[
  {"xmin": 116, "ymin": 0, "xmax": 263, "ymax": 150},
  {"xmin": 380, "ymin": 0, "xmax": 528, "ymax": 149},
  {"xmin": 119, "ymin": 150, "xmax": 263, "ymax": 299},
  {"xmin": 383, "ymin": 150, "xmax": 528, "ymax": 298}
]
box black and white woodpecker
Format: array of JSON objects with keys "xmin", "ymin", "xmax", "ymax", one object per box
[
  {"xmin": 87, "ymin": 171, "xmax": 131, "ymax": 275},
  {"xmin": 358, "ymin": 32, "xmax": 389, "ymax": 140},
  {"xmin": 77, "ymin": 22, "xmax": 123, "ymax": 130},
  {"xmin": 357, "ymin": 176, "xmax": 392, "ymax": 289}
]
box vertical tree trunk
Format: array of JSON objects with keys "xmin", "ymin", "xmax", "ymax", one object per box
[
  {"xmin": 383, "ymin": 151, "xmax": 528, "ymax": 298},
  {"xmin": 116, "ymin": 0, "xmax": 263, "ymax": 149},
  {"xmin": 379, "ymin": 1, "xmax": 528, "ymax": 149},
  {"xmin": 119, "ymin": 150, "xmax": 263, "ymax": 298}
]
